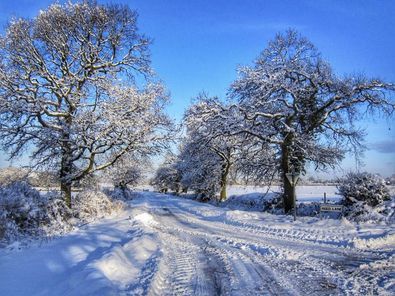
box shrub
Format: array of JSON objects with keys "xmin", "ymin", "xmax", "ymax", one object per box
[
  {"xmin": 41, "ymin": 193, "xmax": 73, "ymax": 236},
  {"xmin": 338, "ymin": 172, "xmax": 390, "ymax": 206},
  {"xmin": 337, "ymin": 172, "xmax": 392, "ymax": 222},
  {"xmin": 72, "ymin": 190, "xmax": 125, "ymax": 222},
  {"xmin": 103, "ymin": 187, "xmax": 137, "ymax": 201},
  {"xmin": 0, "ymin": 182, "xmax": 125, "ymax": 246},
  {"xmin": 0, "ymin": 181, "xmax": 45, "ymax": 239},
  {"xmin": 0, "ymin": 182, "xmax": 72, "ymax": 242},
  {"xmin": 28, "ymin": 171, "xmax": 60, "ymax": 188}
]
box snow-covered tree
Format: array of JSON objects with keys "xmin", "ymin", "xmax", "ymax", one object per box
[
  {"xmin": 228, "ymin": 30, "xmax": 394, "ymax": 213},
  {"xmin": 177, "ymin": 139, "xmax": 222, "ymax": 200},
  {"xmin": 231, "ymin": 137, "xmax": 278, "ymax": 186},
  {"xmin": 105, "ymin": 153, "xmax": 147, "ymax": 190},
  {"xmin": 151, "ymin": 165, "xmax": 179, "ymax": 193},
  {"xmin": 0, "ymin": 1, "xmax": 173, "ymax": 207},
  {"xmin": 151, "ymin": 153, "xmax": 182, "ymax": 193},
  {"xmin": 152, "ymin": 139, "xmax": 224, "ymax": 199},
  {"xmin": 184, "ymin": 95, "xmax": 241, "ymax": 200}
]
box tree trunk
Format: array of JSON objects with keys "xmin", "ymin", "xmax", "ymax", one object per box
[
  {"xmin": 60, "ymin": 123, "xmax": 73, "ymax": 208},
  {"xmin": 281, "ymin": 140, "xmax": 294, "ymax": 214},
  {"xmin": 60, "ymin": 180, "xmax": 72, "ymax": 208},
  {"xmin": 116, "ymin": 181, "xmax": 127, "ymax": 191},
  {"xmin": 175, "ymin": 183, "xmax": 180, "ymax": 195},
  {"xmin": 219, "ymin": 161, "xmax": 231, "ymax": 202},
  {"xmin": 282, "ymin": 172, "xmax": 294, "ymax": 213}
]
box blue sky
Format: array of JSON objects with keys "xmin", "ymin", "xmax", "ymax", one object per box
[{"xmin": 0, "ymin": 0, "xmax": 394, "ymax": 177}]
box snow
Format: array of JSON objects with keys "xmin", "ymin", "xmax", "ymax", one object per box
[
  {"xmin": 227, "ymin": 185, "xmax": 342, "ymax": 203},
  {"xmin": 134, "ymin": 212, "xmax": 158, "ymax": 226},
  {"xmin": 353, "ymin": 234, "xmax": 395, "ymax": 250},
  {"xmin": 1, "ymin": 190, "xmax": 394, "ymax": 295}
]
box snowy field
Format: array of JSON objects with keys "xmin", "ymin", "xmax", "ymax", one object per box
[
  {"xmin": 0, "ymin": 190, "xmax": 394, "ymax": 295},
  {"xmin": 227, "ymin": 185, "xmax": 342, "ymax": 203}
]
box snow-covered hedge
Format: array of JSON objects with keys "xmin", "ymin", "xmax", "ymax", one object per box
[
  {"xmin": 342, "ymin": 197, "xmax": 395, "ymax": 223},
  {"xmin": 41, "ymin": 194, "xmax": 73, "ymax": 235},
  {"xmin": 217, "ymin": 192, "xmax": 321, "ymax": 216},
  {"xmin": 337, "ymin": 172, "xmax": 393, "ymax": 222},
  {"xmin": 338, "ymin": 172, "xmax": 390, "ymax": 206},
  {"xmin": 103, "ymin": 187, "xmax": 137, "ymax": 201},
  {"xmin": 0, "ymin": 182, "xmax": 71, "ymax": 243},
  {"xmin": 0, "ymin": 182, "xmax": 127, "ymax": 246},
  {"xmin": 219, "ymin": 192, "xmax": 282, "ymax": 212},
  {"xmin": 72, "ymin": 190, "xmax": 125, "ymax": 222}
]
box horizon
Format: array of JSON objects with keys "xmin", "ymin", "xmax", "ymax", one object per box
[{"xmin": 0, "ymin": 0, "xmax": 394, "ymax": 177}]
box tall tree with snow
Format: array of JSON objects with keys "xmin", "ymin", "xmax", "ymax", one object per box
[
  {"xmin": 184, "ymin": 95, "xmax": 241, "ymax": 200},
  {"xmin": 178, "ymin": 139, "xmax": 223, "ymax": 199},
  {"xmin": 151, "ymin": 153, "xmax": 183, "ymax": 193},
  {"xmin": 229, "ymin": 30, "xmax": 394, "ymax": 213},
  {"xmin": 104, "ymin": 152, "xmax": 148, "ymax": 191},
  {"xmin": 0, "ymin": 1, "xmax": 172, "ymax": 207}
]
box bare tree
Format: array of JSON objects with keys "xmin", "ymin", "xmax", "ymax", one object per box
[
  {"xmin": 0, "ymin": 1, "xmax": 172, "ymax": 207},
  {"xmin": 229, "ymin": 30, "xmax": 394, "ymax": 213}
]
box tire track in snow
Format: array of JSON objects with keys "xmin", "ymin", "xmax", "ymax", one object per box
[
  {"xmin": 129, "ymin": 197, "xmax": 393, "ymax": 295},
  {"xmin": 150, "ymin": 222, "xmax": 223, "ymax": 295},
  {"xmin": 180, "ymin": 211, "xmax": 390, "ymax": 295},
  {"xmin": 148, "ymin": 203, "xmax": 389, "ymax": 295},
  {"xmin": 148, "ymin": 208, "xmax": 297, "ymax": 295}
]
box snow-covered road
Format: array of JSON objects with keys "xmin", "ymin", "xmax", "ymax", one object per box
[{"xmin": 1, "ymin": 192, "xmax": 394, "ymax": 295}]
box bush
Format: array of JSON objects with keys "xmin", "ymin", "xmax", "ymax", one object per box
[
  {"xmin": 41, "ymin": 193, "xmax": 73, "ymax": 236},
  {"xmin": 103, "ymin": 187, "xmax": 137, "ymax": 201},
  {"xmin": 218, "ymin": 192, "xmax": 282, "ymax": 212},
  {"xmin": 337, "ymin": 172, "xmax": 392, "ymax": 222},
  {"xmin": 28, "ymin": 171, "xmax": 60, "ymax": 188},
  {"xmin": 338, "ymin": 172, "xmax": 390, "ymax": 206},
  {"xmin": 0, "ymin": 182, "xmax": 71, "ymax": 243},
  {"xmin": 0, "ymin": 182, "xmax": 126, "ymax": 246},
  {"xmin": 72, "ymin": 190, "xmax": 125, "ymax": 222},
  {"xmin": 0, "ymin": 181, "xmax": 45, "ymax": 240}
]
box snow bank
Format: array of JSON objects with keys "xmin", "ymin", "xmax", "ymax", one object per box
[
  {"xmin": 133, "ymin": 212, "xmax": 158, "ymax": 226},
  {"xmin": 353, "ymin": 233, "xmax": 395, "ymax": 250},
  {"xmin": 0, "ymin": 208, "xmax": 161, "ymax": 295}
]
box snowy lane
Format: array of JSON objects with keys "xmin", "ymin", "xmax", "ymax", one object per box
[
  {"xmin": 148, "ymin": 207, "xmax": 291, "ymax": 295},
  {"xmin": 128, "ymin": 193, "xmax": 394, "ymax": 295},
  {"xmin": 0, "ymin": 192, "xmax": 394, "ymax": 296}
]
